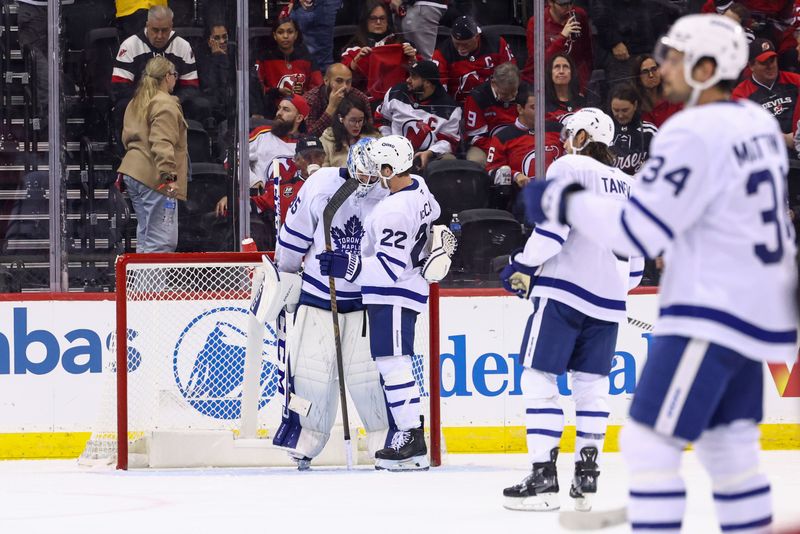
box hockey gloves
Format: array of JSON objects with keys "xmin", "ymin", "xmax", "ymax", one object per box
[
  {"xmin": 317, "ymin": 250, "xmax": 361, "ymax": 282},
  {"xmin": 523, "ymin": 179, "xmax": 585, "ymax": 226},
  {"xmin": 500, "ymin": 249, "xmax": 540, "ymax": 299}
]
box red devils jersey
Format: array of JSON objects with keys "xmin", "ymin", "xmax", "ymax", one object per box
[
  {"xmin": 432, "ymin": 32, "xmax": 515, "ymax": 104},
  {"xmin": 251, "ymin": 156, "xmax": 306, "ymax": 223},
  {"xmin": 545, "ymin": 98, "xmax": 583, "ymax": 123},
  {"xmin": 732, "ymin": 71, "xmax": 800, "ymax": 134},
  {"xmin": 463, "ymin": 80, "xmax": 524, "ymax": 152},
  {"xmin": 255, "ymin": 46, "xmax": 323, "ymax": 95},
  {"xmin": 485, "ymin": 119, "xmax": 564, "ymax": 179}
]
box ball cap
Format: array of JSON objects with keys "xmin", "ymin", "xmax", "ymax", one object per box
[
  {"xmin": 295, "ymin": 135, "xmax": 324, "ymax": 154},
  {"xmin": 407, "ymin": 60, "xmax": 441, "ymax": 85},
  {"xmin": 282, "ymin": 94, "xmax": 310, "ymax": 118},
  {"xmin": 749, "ymin": 38, "xmax": 777, "ymax": 63},
  {"xmin": 451, "ymin": 16, "xmax": 480, "ymax": 40}
]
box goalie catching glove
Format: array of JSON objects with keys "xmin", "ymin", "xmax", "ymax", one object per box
[
  {"xmin": 249, "ymin": 255, "xmax": 302, "ymax": 323},
  {"xmin": 500, "ymin": 249, "xmax": 540, "ymax": 299},
  {"xmin": 422, "ymin": 225, "xmax": 457, "ymax": 282}
]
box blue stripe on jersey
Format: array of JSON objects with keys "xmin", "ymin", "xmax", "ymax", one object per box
[
  {"xmin": 283, "ymin": 221, "xmax": 312, "ymax": 243},
  {"xmin": 660, "ymin": 304, "xmax": 797, "ymax": 344},
  {"xmin": 302, "ymin": 273, "xmax": 362, "ymax": 299},
  {"xmin": 630, "ymin": 270, "xmax": 644, "ymax": 277},
  {"xmin": 535, "ymin": 277, "xmax": 626, "ymax": 310},
  {"xmin": 277, "ymin": 236, "xmax": 308, "ymax": 254},
  {"xmin": 720, "ymin": 517, "xmax": 772, "ymax": 532},
  {"xmin": 713, "ymin": 486, "xmax": 770, "ymax": 501},
  {"xmin": 526, "ymin": 408, "xmax": 564, "ymax": 415},
  {"xmin": 576, "ymin": 430, "xmax": 605, "ymax": 438},
  {"xmin": 377, "ymin": 255, "xmax": 399, "ymax": 282},
  {"xmin": 392, "ymin": 179, "xmax": 420, "ymax": 194},
  {"xmin": 388, "ymin": 397, "xmax": 420, "ymax": 408},
  {"xmin": 534, "ymin": 226, "xmax": 565, "ymax": 245},
  {"xmin": 377, "ymin": 252, "xmax": 406, "ymax": 268},
  {"xmin": 361, "ymin": 285, "xmax": 428, "ymax": 303},
  {"xmin": 576, "ymin": 410, "xmax": 610, "ymax": 417},
  {"xmin": 385, "ymin": 380, "xmax": 415, "ymax": 391},
  {"xmin": 621, "ymin": 210, "xmax": 650, "ymax": 258},
  {"xmin": 298, "ymin": 291, "xmax": 365, "ymax": 313},
  {"xmin": 630, "ymin": 196, "xmax": 674, "ymax": 239}
]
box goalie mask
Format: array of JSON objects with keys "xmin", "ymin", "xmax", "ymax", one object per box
[
  {"xmin": 560, "ymin": 108, "xmax": 614, "ymax": 154},
  {"xmin": 347, "ymin": 137, "xmax": 379, "ymax": 198},
  {"xmin": 367, "ymin": 135, "xmax": 414, "ymax": 188}
]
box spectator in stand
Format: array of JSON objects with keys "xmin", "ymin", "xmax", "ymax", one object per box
[
  {"xmin": 433, "ymin": 15, "xmax": 516, "ymax": 105},
  {"xmin": 111, "ymin": 6, "xmax": 206, "ymax": 137},
  {"xmin": 303, "ymin": 63, "xmax": 371, "ymax": 137},
  {"xmin": 464, "ymin": 62, "xmax": 523, "ymax": 166},
  {"xmin": 607, "ymin": 84, "xmax": 657, "ymax": 175},
  {"xmin": 486, "ymin": 86, "xmax": 564, "ymax": 191},
  {"xmin": 115, "ymin": 0, "xmax": 166, "ymax": 40},
  {"xmin": 722, "ymin": 2, "xmax": 755, "ymax": 42},
  {"xmin": 522, "ymin": 0, "xmax": 593, "ymax": 93},
  {"xmin": 117, "ymin": 56, "xmax": 187, "ymax": 253},
  {"xmin": 732, "ymin": 38, "xmax": 800, "ymax": 151},
  {"xmin": 248, "ymin": 94, "xmax": 309, "ymax": 188},
  {"xmin": 341, "ymin": 0, "xmax": 418, "ymax": 102},
  {"xmin": 196, "ymin": 22, "xmax": 236, "ymax": 127},
  {"xmin": 593, "ymin": 0, "xmax": 682, "ymax": 87},
  {"xmin": 288, "ymin": 0, "xmax": 343, "ymax": 72},
  {"xmin": 255, "ymin": 16, "xmax": 323, "ymax": 119},
  {"xmin": 545, "ymin": 53, "xmax": 585, "ymax": 123},
  {"xmin": 386, "ymin": 0, "xmax": 448, "ymax": 60},
  {"xmin": 320, "ymin": 96, "xmax": 381, "ymax": 167},
  {"xmin": 632, "ymin": 54, "xmax": 682, "ymax": 128},
  {"xmin": 375, "ymin": 60, "xmax": 461, "ymax": 171}
]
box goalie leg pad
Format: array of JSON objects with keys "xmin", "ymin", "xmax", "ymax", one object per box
[
  {"xmin": 521, "ymin": 368, "xmax": 564, "ymax": 464},
  {"xmin": 273, "ymin": 305, "xmax": 340, "ymax": 459},
  {"xmin": 620, "ymin": 421, "xmax": 687, "ymax": 533},
  {"xmin": 695, "ymin": 421, "xmax": 772, "ymax": 533},
  {"xmin": 375, "ymin": 355, "xmax": 421, "ymax": 431},
  {"xmin": 571, "ymin": 371, "xmax": 610, "ymax": 463}
]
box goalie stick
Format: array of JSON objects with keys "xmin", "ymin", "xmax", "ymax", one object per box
[
  {"xmin": 559, "ymin": 506, "xmax": 627, "ymax": 530},
  {"xmin": 272, "ymin": 159, "xmax": 293, "ymax": 434},
  {"xmin": 322, "ymin": 177, "xmax": 360, "ymax": 469}
]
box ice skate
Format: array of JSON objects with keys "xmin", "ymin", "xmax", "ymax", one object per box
[
  {"xmin": 289, "ymin": 453, "xmax": 312, "ymax": 471},
  {"xmin": 503, "ymin": 448, "xmax": 560, "ymax": 511},
  {"xmin": 374, "ymin": 426, "xmax": 429, "ymax": 471},
  {"xmin": 569, "ymin": 446, "xmax": 599, "ymax": 511}
]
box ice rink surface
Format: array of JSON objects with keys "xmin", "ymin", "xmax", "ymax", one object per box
[{"xmin": 1, "ymin": 451, "xmax": 799, "ymax": 534}]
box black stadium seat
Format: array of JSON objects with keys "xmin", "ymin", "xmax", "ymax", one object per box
[
  {"xmin": 482, "ymin": 25, "xmax": 528, "ymax": 68},
  {"xmin": 424, "ymin": 159, "xmax": 490, "ymax": 226},
  {"xmin": 186, "ymin": 120, "xmax": 212, "ymax": 163},
  {"xmin": 458, "ymin": 208, "xmax": 524, "ymax": 274}
]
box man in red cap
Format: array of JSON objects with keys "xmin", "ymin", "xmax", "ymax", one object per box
[
  {"xmin": 732, "ymin": 38, "xmax": 800, "ymax": 150},
  {"xmin": 248, "ymin": 94, "xmax": 309, "ymax": 187}
]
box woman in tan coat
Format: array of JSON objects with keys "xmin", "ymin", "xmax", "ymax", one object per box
[
  {"xmin": 320, "ymin": 96, "xmax": 380, "ymax": 168},
  {"xmin": 117, "ymin": 56, "xmax": 188, "ymax": 252}
]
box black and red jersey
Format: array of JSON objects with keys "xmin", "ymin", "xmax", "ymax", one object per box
[
  {"xmin": 545, "ymin": 97, "xmax": 584, "ymax": 123},
  {"xmin": 732, "ymin": 71, "xmax": 800, "ymax": 134},
  {"xmin": 251, "ymin": 156, "xmax": 306, "ymax": 222},
  {"xmin": 432, "ymin": 32, "xmax": 515, "ymax": 104},
  {"xmin": 485, "ymin": 119, "xmax": 564, "ymax": 179},
  {"xmin": 463, "ymin": 80, "xmax": 525, "ymax": 152},
  {"xmin": 255, "ymin": 46, "xmax": 323, "ymax": 96}
]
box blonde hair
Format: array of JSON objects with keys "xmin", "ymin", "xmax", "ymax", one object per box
[{"xmin": 128, "ymin": 56, "xmax": 175, "ymax": 120}]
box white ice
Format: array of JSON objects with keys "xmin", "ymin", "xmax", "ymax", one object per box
[{"xmin": 1, "ymin": 451, "xmax": 799, "ymax": 534}]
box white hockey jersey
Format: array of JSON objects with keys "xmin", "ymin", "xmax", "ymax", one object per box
[
  {"xmin": 275, "ymin": 166, "xmax": 387, "ymax": 311},
  {"xmin": 568, "ymin": 99, "xmax": 799, "ymax": 362},
  {"xmin": 519, "ymin": 155, "xmax": 641, "ymax": 322},
  {"xmin": 356, "ymin": 175, "xmax": 442, "ymax": 313},
  {"xmin": 248, "ymin": 125, "xmax": 297, "ymax": 187}
]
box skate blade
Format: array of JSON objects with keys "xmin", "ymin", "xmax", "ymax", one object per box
[
  {"xmin": 572, "ymin": 495, "xmax": 591, "ymax": 512},
  {"xmin": 503, "ymin": 493, "xmax": 560, "ymax": 512},
  {"xmin": 374, "ymin": 455, "xmax": 430, "ymax": 472}
]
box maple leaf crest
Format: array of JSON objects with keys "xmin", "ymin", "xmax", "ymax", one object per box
[{"xmin": 330, "ymin": 215, "xmax": 365, "ymax": 254}]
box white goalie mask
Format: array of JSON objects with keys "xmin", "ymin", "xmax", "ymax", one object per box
[
  {"xmin": 560, "ymin": 107, "xmax": 614, "ymax": 154},
  {"xmin": 653, "ymin": 14, "xmax": 747, "ymax": 106},
  {"xmin": 366, "ymin": 135, "xmax": 414, "ymax": 187},
  {"xmin": 347, "ymin": 137, "xmax": 379, "ymax": 198}
]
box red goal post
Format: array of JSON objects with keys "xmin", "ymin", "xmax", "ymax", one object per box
[{"xmin": 83, "ymin": 252, "xmax": 442, "ymax": 469}]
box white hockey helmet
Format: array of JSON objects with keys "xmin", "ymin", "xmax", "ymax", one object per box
[
  {"xmin": 654, "ymin": 14, "xmax": 747, "ymax": 97},
  {"xmin": 346, "ymin": 137, "xmax": 379, "ymax": 197},
  {"xmin": 560, "ymin": 108, "xmax": 615, "ymax": 152},
  {"xmin": 367, "ymin": 135, "xmax": 415, "ymax": 183}
]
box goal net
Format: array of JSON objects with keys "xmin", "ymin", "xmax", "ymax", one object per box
[{"xmin": 80, "ymin": 252, "xmax": 442, "ymax": 469}]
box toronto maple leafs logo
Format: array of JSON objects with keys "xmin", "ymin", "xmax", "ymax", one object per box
[{"xmin": 330, "ymin": 215, "xmax": 365, "ymax": 254}]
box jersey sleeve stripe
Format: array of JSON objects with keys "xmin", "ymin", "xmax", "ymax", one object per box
[
  {"xmin": 302, "ymin": 272, "xmax": 362, "ymax": 299},
  {"xmin": 377, "ymin": 255, "xmax": 399, "ymax": 282},
  {"xmin": 536, "ymin": 276, "xmax": 626, "ymax": 310},
  {"xmin": 377, "ymin": 251, "xmax": 406, "ymax": 268},
  {"xmin": 277, "ymin": 236, "xmax": 309, "ymax": 254},
  {"xmin": 283, "ymin": 221, "xmax": 313, "ymax": 242},
  {"xmin": 620, "ymin": 211, "xmax": 651, "ymax": 259},
  {"xmin": 630, "ymin": 270, "xmax": 644, "ymax": 277},
  {"xmin": 630, "ymin": 196, "xmax": 674, "ymax": 240},
  {"xmin": 361, "ymin": 285, "xmax": 428, "ymax": 303},
  {"xmin": 660, "ymin": 304, "xmax": 797, "ymax": 344},
  {"xmin": 534, "ymin": 226, "xmax": 566, "ymax": 245}
]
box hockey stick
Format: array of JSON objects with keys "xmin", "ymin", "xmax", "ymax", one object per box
[
  {"xmin": 272, "ymin": 159, "xmax": 293, "ymax": 427},
  {"xmin": 559, "ymin": 506, "xmax": 627, "ymax": 530},
  {"xmin": 322, "ymin": 177, "xmax": 360, "ymax": 469}
]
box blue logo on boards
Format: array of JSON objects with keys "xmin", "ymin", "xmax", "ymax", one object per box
[
  {"xmin": 172, "ymin": 307, "xmax": 280, "ymax": 419},
  {"xmin": 330, "ymin": 215, "xmax": 365, "ymax": 254}
]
